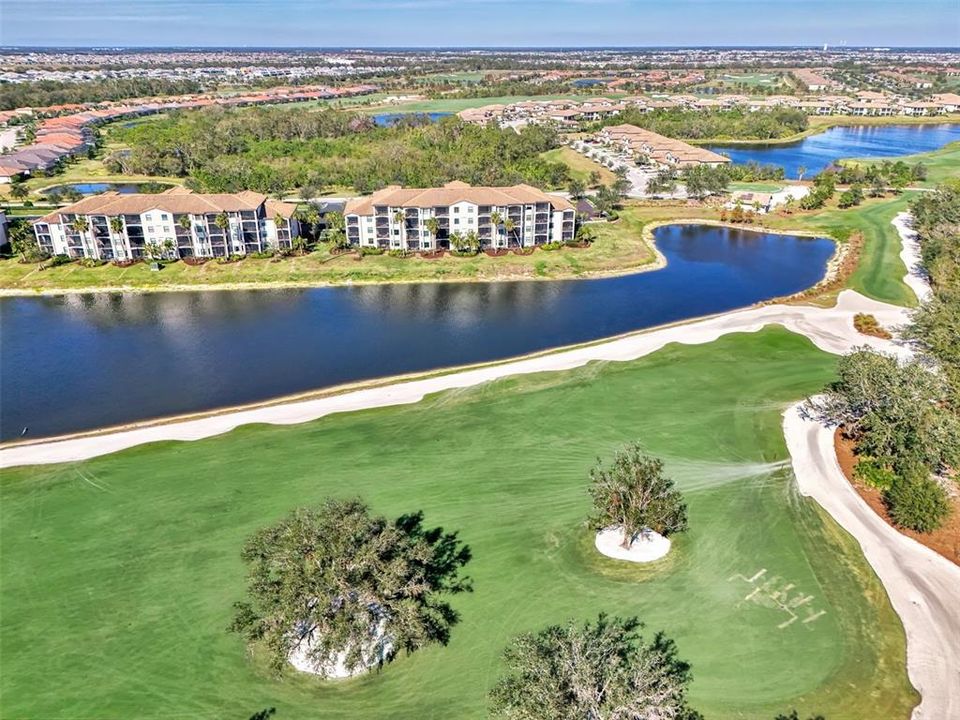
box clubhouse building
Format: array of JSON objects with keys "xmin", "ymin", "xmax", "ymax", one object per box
[
  {"xmin": 344, "ymin": 181, "xmax": 577, "ymax": 250},
  {"xmin": 32, "ymin": 187, "xmax": 298, "ymax": 260}
]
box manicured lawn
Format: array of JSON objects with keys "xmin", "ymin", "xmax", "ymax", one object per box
[
  {"xmin": 728, "ymin": 181, "xmax": 787, "ymax": 192},
  {"xmin": 540, "ymin": 146, "xmax": 617, "ymax": 185},
  {"xmin": 766, "ymin": 195, "xmax": 917, "ymax": 307},
  {"xmin": 0, "ymin": 329, "xmax": 916, "ymax": 719},
  {"xmin": 4, "ymin": 205, "xmax": 746, "ymax": 291}
]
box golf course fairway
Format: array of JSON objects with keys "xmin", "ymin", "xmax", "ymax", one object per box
[{"xmin": 0, "ymin": 328, "xmax": 917, "ymax": 719}]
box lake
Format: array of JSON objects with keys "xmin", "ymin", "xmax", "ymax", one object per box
[
  {"xmin": 0, "ymin": 225, "xmax": 834, "ymax": 440},
  {"xmin": 373, "ymin": 112, "xmax": 452, "ymax": 126},
  {"xmin": 707, "ymin": 123, "xmax": 960, "ymax": 178}
]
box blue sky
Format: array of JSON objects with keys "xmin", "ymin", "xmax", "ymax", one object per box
[{"xmin": 2, "ymin": 0, "xmax": 958, "ymax": 48}]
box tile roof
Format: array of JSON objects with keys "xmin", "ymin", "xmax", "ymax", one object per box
[
  {"xmin": 345, "ymin": 181, "xmax": 574, "ymax": 215},
  {"xmin": 35, "ymin": 187, "xmax": 296, "ymax": 224}
]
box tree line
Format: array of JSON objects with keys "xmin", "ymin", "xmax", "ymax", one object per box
[
  {"xmin": 108, "ymin": 107, "xmax": 571, "ymax": 195},
  {"xmin": 593, "ymin": 107, "xmax": 809, "ymax": 141},
  {"xmin": 806, "ymin": 181, "xmax": 960, "ymax": 534},
  {"xmin": 0, "ymin": 78, "xmax": 203, "ymax": 111}
]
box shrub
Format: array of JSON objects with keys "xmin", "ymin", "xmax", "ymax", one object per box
[
  {"xmin": 387, "ymin": 248, "xmax": 411, "ymax": 258},
  {"xmin": 78, "ymin": 257, "xmax": 105, "ymax": 268},
  {"xmin": 853, "ymin": 458, "xmax": 896, "ymax": 491},
  {"xmin": 884, "ymin": 476, "xmax": 951, "ymax": 533},
  {"xmin": 359, "ymin": 246, "xmax": 384, "ymax": 256},
  {"xmin": 541, "ymin": 241, "xmax": 564, "ymax": 251},
  {"xmin": 47, "ymin": 254, "xmax": 73, "ymax": 267},
  {"xmin": 853, "ymin": 313, "xmax": 892, "ymax": 339},
  {"xmin": 248, "ymin": 250, "xmax": 275, "ymax": 259}
]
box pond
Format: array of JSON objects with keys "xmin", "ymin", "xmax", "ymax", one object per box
[
  {"xmin": 0, "ymin": 224, "xmax": 834, "ymax": 440},
  {"xmin": 372, "ymin": 112, "xmax": 451, "ymax": 126},
  {"xmin": 706, "ymin": 122, "xmax": 960, "ymax": 178},
  {"xmin": 44, "ymin": 182, "xmax": 173, "ymax": 197}
]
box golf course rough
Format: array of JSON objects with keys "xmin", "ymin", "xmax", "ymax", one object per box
[{"xmin": 0, "ymin": 329, "xmax": 916, "ymax": 719}]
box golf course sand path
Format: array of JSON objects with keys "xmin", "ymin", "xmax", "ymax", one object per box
[
  {"xmin": 0, "ymin": 289, "xmax": 909, "ymax": 468},
  {"xmin": 893, "ymin": 211, "xmax": 932, "ymax": 303},
  {"xmin": 784, "ymin": 403, "xmax": 960, "ymax": 719}
]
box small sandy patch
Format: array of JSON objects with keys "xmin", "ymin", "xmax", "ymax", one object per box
[{"xmin": 595, "ymin": 526, "xmax": 671, "ymax": 563}]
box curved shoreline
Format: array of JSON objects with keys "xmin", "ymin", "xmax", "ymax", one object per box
[
  {"xmin": 0, "ymin": 219, "xmax": 826, "ymax": 298},
  {"xmin": 689, "ymin": 114, "xmax": 960, "ymax": 148},
  {"xmin": 0, "ymin": 287, "xmax": 905, "ymax": 468}
]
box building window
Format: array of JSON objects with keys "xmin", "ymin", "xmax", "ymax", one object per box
[
  {"xmin": 453, "ymin": 207, "xmax": 460, "ymax": 213},
  {"xmin": 454, "ymin": 218, "xmax": 460, "ymax": 225}
]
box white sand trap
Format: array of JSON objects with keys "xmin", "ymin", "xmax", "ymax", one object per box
[{"xmin": 595, "ymin": 526, "xmax": 671, "ymax": 562}]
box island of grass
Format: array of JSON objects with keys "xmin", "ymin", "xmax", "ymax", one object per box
[{"xmin": 0, "ymin": 329, "xmax": 917, "ymax": 718}]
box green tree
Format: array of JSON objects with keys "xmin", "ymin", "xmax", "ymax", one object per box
[
  {"xmin": 393, "ymin": 209, "xmax": 406, "ymax": 248},
  {"xmin": 568, "ymin": 178, "xmax": 586, "ymax": 200},
  {"xmin": 489, "ymin": 614, "xmax": 702, "ymax": 720},
  {"xmin": 589, "ymin": 444, "xmax": 689, "ymax": 547},
  {"xmin": 805, "ymin": 349, "xmax": 960, "ymax": 477},
  {"xmin": 503, "ymin": 217, "xmax": 517, "ymax": 247},
  {"xmin": 424, "ymin": 216, "xmax": 440, "ymax": 248},
  {"xmin": 490, "ymin": 210, "xmax": 504, "ymax": 246},
  {"xmin": 230, "ymin": 498, "xmax": 471, "ymax": 677},
  {"xmin": 885, "ymin": 476, "xmax": 951, "ymax": 533},
  {"xmin": 8, "ymin": 181, "xmax": 28, "ymax": 201},
  {"xmin": 796, "ymin": 165, "xmax": 807, "ymax": 182}
]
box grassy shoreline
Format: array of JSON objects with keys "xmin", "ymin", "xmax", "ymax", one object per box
[{"xmin": 0, "ymin": 208, "xmax": 844, "ymax": 297}]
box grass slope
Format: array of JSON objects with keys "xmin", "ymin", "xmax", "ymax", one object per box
[
  {"xmin": 540, "ymin": 146, "xmax": 617, "ymax": 185},
  {"xmin": 0, "ymin": 329, "xmax": 916, "ymax": 719}
]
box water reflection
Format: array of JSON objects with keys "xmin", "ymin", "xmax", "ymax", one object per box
[
  {"xmin": 0, "ymin": 225, "xmax": 834, "ymax": 439},
  {"xmin": 707, "ymin": 123, "xmax": 960, "ymax": 178}
]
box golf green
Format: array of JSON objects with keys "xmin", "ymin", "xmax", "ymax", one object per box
[{"xmin": 0, "ymin": 329, "xmax": 916, "ymax": 719}]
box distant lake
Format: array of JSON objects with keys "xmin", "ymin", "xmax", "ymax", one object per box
[
  {"xmin": 373, "ymin": 112, "xmax": 451, "ymax": 126},
  {"xmin": 0, "ymin": 224, "xmax": 833, "ymax": 439},
  {"xmin": 706, "ymin": 123, "xmax": 960, "ymax": 178}
]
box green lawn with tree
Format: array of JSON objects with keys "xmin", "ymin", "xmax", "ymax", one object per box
[{"xmin": 0, "ymin": 329, "xmax": 916, "ymax": 719}]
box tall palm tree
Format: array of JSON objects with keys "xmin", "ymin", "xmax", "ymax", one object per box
[
  {"xmin": 109, "ymin": 216, "xmax": 126, "ymax": 258},
  {"xmin": 393, "ymin": 209, "xmax": 406, "ymax": 249},
  {"xmin": 424, "ymin": 216, "xmax": 440, "ymax": 249},
  {"xmin": 70, "ymin": 216, "xmax": 92, "ymax": 257},
  {"xmin": 797, "ymin": 165, "xmax": 807, "ymax": 182},
  {"xmin": 503, "ymin": 217, "xmax": 517, "ymax": 248},
  {"xmin": 214, "ymin": 212, "xmax": 231, "ymax": 252},
  {"xmin": 489, "ymin": 210, "xmax": 503, "ymax": 248}
]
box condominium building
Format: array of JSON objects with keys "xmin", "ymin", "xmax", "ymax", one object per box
[
  {"xmin": 344, "ymin": 181, "xmax": 577, "ymax": 250},
  {"xmin": 32, "ymin": 187, "xmax": 298, "ymax": 260},
  {"xmin": 596, "ymin": 124, "xmax": 731, "ymax": 167}
]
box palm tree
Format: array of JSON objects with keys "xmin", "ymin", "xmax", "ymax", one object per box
[
  {"xmin": 177, "ymin": 215, "xmax": 191, "ymax": 231},
  {"xmin": 449, "ymin": 230, "xmax": 466, "ymax": 253},
  {"xmin": 214, "ymin": 212, "xmax": 231, "ymax": 252},
  {"xmin": 489, "ymin": 210, "xmax": 503, "ymax": 248},
  {"xmin": 797, "ymin": 165, "xmax": 807, "ymax": 182},
  {"xmin": 393, "ymin": 209, "xmax": 406, "ymax": 249},
  {"xmin": 503, "ymin": 217, "xmax": 517, "ymax": 248},
  {"xmin": 424, "ymin": 216, "xmax": 440, "ymax": 249},
  {"xmin": 464, "ymin": 230, "xmax": 480, "ymax": 255}
]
